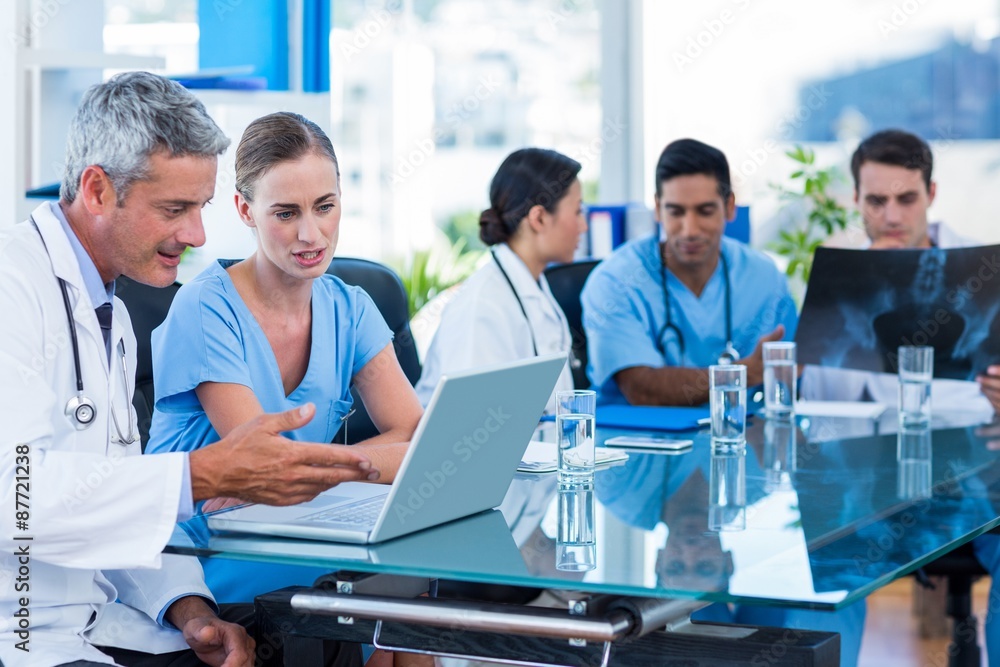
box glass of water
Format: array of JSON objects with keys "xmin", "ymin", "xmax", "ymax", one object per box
[
  {"xmin": 710, "ymin": 365, "xmax": 747, "ymax": 446},
  {"xmin": 763, "ymin": 341, "xmax": 796, "ymax": 418},
  {"xmin": 556, "ymin": 390, "xmax": 596, "ymax": 484},
  {"xmin": 898, "ymin": 346, "xmax": 933, "ymax": 427},
  {"xmin": 557, "ymin": 482, "xmax": 597, "ymax": 571},
  {"xmin": 709, "ymin": 446, "xmax": 747, "ymax": 532}
]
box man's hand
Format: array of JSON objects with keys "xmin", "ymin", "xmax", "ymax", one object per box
[
  {"xmin": 977, "ymin": 366, "xmax": 1000, "ymax": 415},
  {"xmin": 189, "ymin": 403, "xmax": 379, "ymax": 505},
  {"xmin": 738, "ymin": 325, "xmax": 786, "ymax": 386},
  {"xmin": 201, "ymin": 497, "xmax": 246, "ymax": 513},
  {"xmin": 167, "ymin": 597, "xmax": 254, "ymax": 667},
  {"xmin": 870, "ymin": 236, "xmax": 908, "ymax": 250}
]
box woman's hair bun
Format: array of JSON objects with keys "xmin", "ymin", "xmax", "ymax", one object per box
[{"xmin": 479, "ymin": 206, "xmax": 508, "ymax": 245}]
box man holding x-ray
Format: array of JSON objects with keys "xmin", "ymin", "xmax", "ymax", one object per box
[{"xmin": 801, "ymin": 128, "xmax": 1000, "ymax": 662}]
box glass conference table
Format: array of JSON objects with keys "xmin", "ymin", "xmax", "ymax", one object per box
[{"xmin": 166, "ymin": 410, "xmax": 1000, "ymax": 666}]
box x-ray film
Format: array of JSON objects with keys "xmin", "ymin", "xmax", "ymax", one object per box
[{"xmin": 796, "ymin": 245, "xmax": 1000, "ymax": 380}]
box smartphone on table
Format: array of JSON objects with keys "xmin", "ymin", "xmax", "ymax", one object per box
[{"xmin": 603, "ymin": 435, "xmax": 694, "ymax": 451}]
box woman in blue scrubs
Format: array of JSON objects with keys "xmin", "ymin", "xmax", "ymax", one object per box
[{"xmin": 146, "ymin": 112, "xmax": 425, "ymax": 666}]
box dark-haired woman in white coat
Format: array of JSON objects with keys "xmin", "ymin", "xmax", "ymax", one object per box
[{"xmin": 416, "ymin": 148, "xmax": 587, "ymax": 414}]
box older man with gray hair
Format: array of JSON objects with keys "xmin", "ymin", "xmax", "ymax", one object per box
[{"xmin": 0, "ymin": 72, "xmax": 377, "ymax": 667}]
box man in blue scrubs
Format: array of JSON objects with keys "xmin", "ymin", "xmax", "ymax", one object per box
[
  {"xmin": 582, "ymin": 139, "xmax": 865, "ymax": 667},
  {"xmin": 582, "ymin": 138, "xmax": 797, "ymax": 406}
]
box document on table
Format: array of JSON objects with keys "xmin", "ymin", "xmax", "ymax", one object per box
[
  {"xmin": 795, "ymin": 400, "xmax": 887, "ymax": 420},
  {"xmin": 518, "ymin": 440, "xmax": 629, "ymax": 474}
]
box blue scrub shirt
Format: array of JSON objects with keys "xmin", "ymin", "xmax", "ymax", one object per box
[
  {"xmin": 148, "ymin": 259, "xmax": 392, "ymax": 454},
  {"xmin": 581, "ymin": 234, "xmax": 798, "ymax": 404},
  {"xmin": 146, "ymin": 259, "xmax": 393, "ymax": 603}
]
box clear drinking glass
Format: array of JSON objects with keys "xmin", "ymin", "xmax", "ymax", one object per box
[
  {"xmin": 898, "ymin": 346, "xmax": 933, "ymax": 427},
  {"xmin": 710, "ymin": 365, "xmax": 747, "ymax": 446},
  {"xmin": 556, "ymin": 390, "xmax": 596, "ymax": 484},
  {"xmin": 763, "ymin": 341, "xmax": 796, "ymax": 418}
]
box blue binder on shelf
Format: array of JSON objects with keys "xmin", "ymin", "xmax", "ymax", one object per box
[
  {"xmin": 586, "ymin": 205, "xmax": 627, "ymax": 258},
  {"xmin": 727, "ymin": 205, "xmax": 751, "ymax": 243},
  {"xmin": 586, "ymin": 204, "xmax": 750, "ymax": 258}
]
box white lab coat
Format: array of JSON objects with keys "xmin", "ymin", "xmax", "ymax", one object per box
[
  {"xmin": 801, "ymin": 222, "xmax": 994, "ymax": 418},
  {"xmin": 0, "ymin": 203, "xmax": 211, "ymax": 667},
  {"xmin": 416, "ymin": 243, "xmax": 575, "ymax": 415}
]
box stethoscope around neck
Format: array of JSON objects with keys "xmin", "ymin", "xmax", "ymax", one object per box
[
  {"xmin": 30, "ymin": 216, "xmax": 138, "ymax": 445},
  {"xmin": 490, "ymin": 249, "xmax": 582, "ymax": 371},
  {"xmin": 655, "ymin": 242, "xmax": 740, "ymax": 366}
]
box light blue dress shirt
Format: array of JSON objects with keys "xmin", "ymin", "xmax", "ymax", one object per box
[
  {"xmin": 50, "ymin": 202, "xmax": 114, "ymax": 310},
  {"xmin": 581, "ymin": 234, "xmax": 799, "ymax": 404},
  {"xmin": 147, "ymin": 258, "xmax": 393, "ymax": 602}
]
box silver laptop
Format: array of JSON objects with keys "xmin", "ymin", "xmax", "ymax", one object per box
[{"xmin": 207, "ymin": 353, "xmax": 566, "ymax": 544}]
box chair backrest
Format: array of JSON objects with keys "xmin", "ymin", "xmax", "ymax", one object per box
[
  {"xmin": 327, "ymin": 257, "xmax": 421, "ymax": 443},
  {"xmin": 115, "ymin": 277, "xmax": 181, "ymax": 452},
  {"xmin": 543, "ymin": 259, "xmax": 600, "ymax": 390}
]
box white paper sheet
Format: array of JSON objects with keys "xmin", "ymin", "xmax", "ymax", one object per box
[
  {"xmin": 518, "ymin": 440, "xmax": 629, "ymax": 474},
  {"xmin": 795, "ymin": 400, "xmax": 887, "ymax": 420}
]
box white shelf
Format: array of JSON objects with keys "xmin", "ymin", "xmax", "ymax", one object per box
[{"xmin": 20, "ymin": 49, "xmax": 165, "ymax": 70}]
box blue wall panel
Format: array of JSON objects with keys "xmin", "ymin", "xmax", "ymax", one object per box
[
  {"xmin": 302, "ymin": 0, "xmax": 331, "ymax": 92},
  {"xmin": 199, "ymin": 0, "xmax": 289, "ymax": 91}
]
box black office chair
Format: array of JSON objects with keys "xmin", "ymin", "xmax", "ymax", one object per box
[
  {"xmin": 543, "ymin": 259, "xmax": 600, "ymax": 389},
  {"xmin": 114, "ymin": 277, "xmax": 181, "ymax": 452},
  {"xmin": 326, "ymin": 257, "xmax": 421, "ymax": 444}
]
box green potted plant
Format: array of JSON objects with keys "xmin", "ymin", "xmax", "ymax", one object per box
[
  {"xmin": 392, "ymin": 233, "xmax": 484, "ymax": 318},
  {"xmin": 769, "ymin": 145, "xmax": 857, "ymax": 297}
]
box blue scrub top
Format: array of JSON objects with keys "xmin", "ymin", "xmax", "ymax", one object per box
[
  {"xmin": 146, "ymin": 259, "xmax": 393, "ymax": 603},
  {"xmin": 147, "ymin": 259, "xmax": 393, "ymax": 455},
  {"xmin": 581, "ymin": 234, "xmax": 798, "ymax": 404}
]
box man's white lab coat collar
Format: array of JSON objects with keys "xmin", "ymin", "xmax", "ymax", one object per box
[
  {"xmin": 30, "ymin": 201, "xmax": 90, "ymax": 304},
  {"xmin": 28, "ymin": 202, "xmax": 124, "ymax": 352}
]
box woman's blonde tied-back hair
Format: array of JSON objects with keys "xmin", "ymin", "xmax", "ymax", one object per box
[{"xmin": 235, "ymin": 111, "xmax": 340, "ymax": 202}]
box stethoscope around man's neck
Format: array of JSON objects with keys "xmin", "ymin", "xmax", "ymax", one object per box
[
  {"xmin": 30, "ymin": 216, "xmax": 138, "ymax": 445},
  {"xmin": 656, "ymin": 239, "xmax": 740, "ymax": 366},
  {"xmin": 490, "ymin": 248, "xmax": 582, "ymax": 371}
]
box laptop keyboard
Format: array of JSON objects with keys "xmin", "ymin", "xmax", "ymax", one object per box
[{"xmin": 301, "ymin": 495, "xmax": 386, "ymax": 526}]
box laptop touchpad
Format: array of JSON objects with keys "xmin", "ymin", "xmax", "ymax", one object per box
[{"xmin": 298, "ymin": 495, "xmax": 352, "ymax": 509}]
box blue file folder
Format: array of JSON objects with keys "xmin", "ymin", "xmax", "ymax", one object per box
[{"xmin": 542, "ymin": 405, "xmax": 709, "ymax": 432}]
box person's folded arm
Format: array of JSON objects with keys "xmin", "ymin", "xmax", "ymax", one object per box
[
  {"xmin": 605, "ymin": 326, "xmax": 785, "ymax": 406},
  {"xmin": 614, "ymin": 365, "xmax": 713, "ymax": 406}
]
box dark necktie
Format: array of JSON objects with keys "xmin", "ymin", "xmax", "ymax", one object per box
[{"xmin": 95, "ymin": 303, "xmax": 112, "ymax": 363}]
